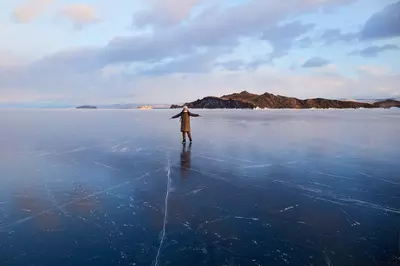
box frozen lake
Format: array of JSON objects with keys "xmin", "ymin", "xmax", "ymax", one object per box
[{"xmin": 0, "ymin": 109, "xmax": 399, "ymax": 266}]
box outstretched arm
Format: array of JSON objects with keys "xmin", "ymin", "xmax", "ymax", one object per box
[
  {"xmin": 189, "ymin": 112, "xmax": 200, "ymax": 117},
  {"xmin": 171, "ymin": 112, "xmax": 182, "ymax": 119}
]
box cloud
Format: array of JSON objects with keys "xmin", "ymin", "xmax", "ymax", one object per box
[
  {"xmin": 360, "ymin": 1, "xmax": 400, "ymax": 40},
  {"xmin": 320, "ymin": 28, "xmax": 358, "ymax": 44},
  {"xmin": 216, "ymin": 57, "xmax": 276, "ymax": 72},
  {"xmin": 302, "ymin": 57, "xmax": 331, "ymax": 68},
  {"xmin": 349, "ymin": 44, "xmax": 399, "ymax": 57},
  {"xmin": 262, "ymin": 20, "xmax": 315, "ymax": 59},
  {"xmin": 319, "ymin": 1, "xmax": 400, "ymax": 45},
  {"xmin": 11, "ymin": 0, "xmax": 54, "ymax": 23},
  {"xmin": 59, "ymin": 4, "xmax": 99, "ymax": 29},
  {"xmin": 31, "ymin": 47, "xmax": 103, "ymax": 74},
  {"xmin": 93, "ymin": 2, "xmax": 318, "ymax": 68},
  {"xmin": 216, "ymin": 60, "xmax": 247, "ymax": 71},
  {"xmin": 16, "ymin": 0, "xmax": 354, "ymax": 70},
  {"xmin": 296, "ymin": 36, "xmax": 313, "ymax": 48},
  {"xmin": 138, "ymin": 49, "xmax": 225, "ymax": 76},
  {"xmin": 1, "ymin": 0, "xmax": 365, "ymax": 104},
  {"xmin": 133, "ymin": 0, "xmax": 203, "ymax": 28},
  {"xmin": 111, "ymin": 1, "xmax": 331, "ymax": 70}
]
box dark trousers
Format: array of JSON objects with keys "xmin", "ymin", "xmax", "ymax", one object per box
[{"xmin": 182, "ymin": 131, "xmax": 192, "ymax": 141}]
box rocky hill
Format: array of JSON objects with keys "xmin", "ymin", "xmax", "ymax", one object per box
[
  {"xmin": 372, "ymin": 99, "xmax": 400, "ymax": 109},
  {"xmin": 181, "ymin": 96, "xmax": 255, "ymax": 109},
  {"xmin": 170, "ymin": 91, "xmax": 400, "ymax": 109},
  {"xmin": 221, "ymin": 91, "xmax": 373, "ymax": 109}
]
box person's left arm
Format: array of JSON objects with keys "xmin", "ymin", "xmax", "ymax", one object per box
[{"xmin": 189, "ymin": 111, "xmax": 200, "ymax": 117}]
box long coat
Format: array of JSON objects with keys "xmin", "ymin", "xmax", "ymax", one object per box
[{"xmin": 172, "ymin": 111, "xmax": 199, "ymax": 132}]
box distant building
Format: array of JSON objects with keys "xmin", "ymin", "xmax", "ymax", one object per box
[{"xmin": 137, "ymin": 105, "xmax": 153, "ymax": 110}]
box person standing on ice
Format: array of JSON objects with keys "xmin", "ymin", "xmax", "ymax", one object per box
[{"xmin": 171, "ymin": 106, "xmax": 200, "ymax": 144}]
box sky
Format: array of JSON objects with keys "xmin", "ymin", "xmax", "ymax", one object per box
[{"xmin": 0, "ymin": 0, "xmax": 399, "ymax": 106}]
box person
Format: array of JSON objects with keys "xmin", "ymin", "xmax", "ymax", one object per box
[{"xmin": 171, "ymin": 106, "xmax": 200, "ymax": 143}]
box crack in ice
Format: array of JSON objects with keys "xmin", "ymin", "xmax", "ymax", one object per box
[
  {"xmin": 92, "ymin": 161, "xmax": 121, "ymax": 171},
  {"xmin": 45, "ymin": 178, "xmax": 71, "ymax": 217},
  {"xmin": 324, "ymin": 251, "xmax": 333, "ymax": 266},
  {"xmin": 154, "ymin": 157, "xmax": 171, "ymax": 266},
  {"xmin": 280, "ymin": 205, "xmax": 298, "ymax": 212},
  {"xmin": 340, "ymin": 208, "xmax": 360, "ymax": 226}
]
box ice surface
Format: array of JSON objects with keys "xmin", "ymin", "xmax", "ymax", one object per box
[{"xmin": 0, "ymin": 109, "xmax": 399, "ymax": 266}]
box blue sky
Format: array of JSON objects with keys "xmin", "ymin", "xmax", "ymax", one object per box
[{"xmin": 0, "ymin": 0, "xmax": 399, "ymax": 105}]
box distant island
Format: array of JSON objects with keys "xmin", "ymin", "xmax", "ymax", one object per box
[
  {"xmin": 76, "ymin": 105, "xmax": 97, "ymax": 109},
  {"xmin": 170, "ymin": 91, "xmax": 400, "ymax": 109}
]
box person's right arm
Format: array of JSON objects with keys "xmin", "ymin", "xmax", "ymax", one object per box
[{"xmin": 171, "ymin": 112, "xmax": 182, "ymax": 119}]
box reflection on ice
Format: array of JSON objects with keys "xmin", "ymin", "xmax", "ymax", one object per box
[{"xmin": 180, "ymin": 143, "xmax": 192, "ymax": 179}]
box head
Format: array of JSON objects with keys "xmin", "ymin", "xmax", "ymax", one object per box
[{"xmin": 183, "ymin": 106, "xmax": 188, "ymax": 112}]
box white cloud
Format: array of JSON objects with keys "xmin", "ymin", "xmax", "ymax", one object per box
[{"xmin": 12, "ymin": 0, "xmax": 55, "ymax": 23}]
